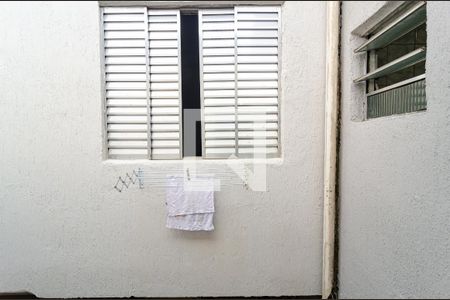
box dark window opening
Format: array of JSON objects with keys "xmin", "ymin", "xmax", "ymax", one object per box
[
  {"xmin": 181, "ymin": 12, "xmax": 202, "ymax": 157},
  {"xmin": 371, "ymin": 23, "xmax": 427, "ymax": 90}
]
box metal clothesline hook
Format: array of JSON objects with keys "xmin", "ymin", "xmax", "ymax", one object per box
[
  {"xmin": 126, "ymin": 172, "xmax": 136, "ymax": 184},
  {"xmin": 120, "ymin": 176, "xmax": 128, "ymax": 188},
  {"xmin": 114, "ymin": 177, "xmax": 123, "ymax": 192}
]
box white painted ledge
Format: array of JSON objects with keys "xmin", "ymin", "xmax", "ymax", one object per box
[{"xmin": 102, "ymin": 157, "xmax": 284, "ymax": 166}]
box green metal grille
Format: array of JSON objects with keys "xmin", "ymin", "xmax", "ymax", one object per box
[{"xmin": 367, "ymin": 79, "xmax": 426, "ymax": 119}]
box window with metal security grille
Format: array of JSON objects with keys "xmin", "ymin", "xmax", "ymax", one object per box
[
  {"xmin": 100, "ymin": 6, "xmax": 281, "ymax": 160},
  {"xmin": 354, "ymin": 1, "xmax": 426, "ymax": 119}
]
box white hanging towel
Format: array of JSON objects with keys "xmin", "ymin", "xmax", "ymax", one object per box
[{"xmin": 166, "ymin": 175, "xmax": 215, "ymax": 231}]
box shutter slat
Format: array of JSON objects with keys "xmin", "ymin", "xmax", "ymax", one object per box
[
  {"xmin": 150, "ymin": 75, "xmax": 179, "ymax": 82},
  {"xmin": 237, "ymin": 12, "xmax": 279, "ymax": 20},
  {"xmin": 105, "ymin": 56, "xmax": 146, "ymax": 65},
  {"xmin": 152, "ymin": 132, "xmax": 180, "ymax": 140},
  {"xmin": 238, "ymin": 139, "xmax": 278, "ymax": 147},
  {"xmin": 148, "ymin": 23, "xmax": 179, "ymax": 31},
  {"xmin": 108, "ymin": 124, "xmax": 148, "ymax": 132},
  {"xmin": 237, "ymin": 38, "xmax": 278, "ymax": 47},
  {"xmin": 204, "ymin": 98, "xmax": 235, "ymax": 107},
  {"xmin": 103, "ymin": 7, "xmax": 144, "ymax": 14},
  {"xmin": 204, "ymin": 81, "xmax": 235, "ymax": 90},
  {"xmin": 203, "ymin": 64, "xmax": 235, "ymax": 73},
  {"xmin": 104, "ymin": 22, "xmax": 145, "ymax": 31},
  {"xmin": 151, "ymin": 99, "xmax": 180, "ymax": 107},
  {"xmin": 205, "ymin": 123, "xmax": 236, "ymax": 131},
  {"xmin": 203, "ymin": 31, "xmax": 234, "ymax": 39},
  {"xmin": 150, "ymin": 82, "xmax": 179, "ymax": 90},
  {"xmin": 149, "ymin": 66, "xmax": 178, "ymax": 74},
  {"xmin": 238, "ymin": 72, "xmax": 278, "ymax": 80},
  {"xmin": 204, "ymin": 73, "xmax": 235, "ymax": 81},
  {"xmin": 109, "ymin": 132, "xmax": 148, "ymax": 140},
  {"xmin": 108, "ymin": 116, "xmax": 148, "ymax": 124},
  {"xmin": 149, "ymin": 31, "xmax": 178, "ymax": 40},
  {"xmin": 238, "ymin": 114, "xmax": 278, "ymax": 122},
  {"xmin": 105, "ymin": 31, "xmax": 145, "ymax": 39},
  {"xmin": 106, "ymin": 73, "xmax": 147, "ymax": 81},
  {"xmin": 237, "ymin": 30, "xmax": 278, "ymax": 38},
  {"xmin": 205, "ymin": 107, "xmax": 236, "ymax": 115},
  {"xmin": 106, "ymin": 82, "xmax": 147, "ymax": 90},
  {"xmin": 105, "ymin": 39, "xmax": 146, "ymax": 48},
  {"xmin": 237, "ymin": 47, "xmax": 278, "ymax": 55},
  {"xmin": 147, "ymin": 15, "xmax": 177, "ymax": 23},
  {"xmin": 105, "ymin": 65, "xmax": 147, "ymax": 73},
  {"xmin": 237, "ymin": 63, "xmax": 278, "ymax": 72},
  {"xmin": 238, "ymin": 81, "xmax": 278, "ymax": 89},
  {"xmin": 107, "ymin": 99, "xmax": 148, "ymax": 107},
  {"xmin": 238, "ymin": 97, "xmax": 278, "ymax": 105},
  {"xmin": 151, "ymin": 115, "xmax": 180, "ymax": 123},
  {"xmin": 104, "ymin": 14, "xmax": 145, "ymax": 22},
  {"xmin": 205, "ymin": 131, "xmax": 236, "ymax": 139},
  {"xmin": 239, "ymin": 131, "xmax": 278, "ymax": 138},
  {"xmin": 152, "ymin": 124, "xmax": 180, "ymax": 132},
  {"xmin": 149, "ymin": 57, "xmax": 179, "ymax": 65},
  {"xmin": 149, "ymin": 40, "xmax": 178, "ymax": 48},
  {"xmin": 151, "ymin": 107, "xmax": 179, "ymax": 115},
  {"xmin": 108, "ymin": 107, "xmax": 148, "ymax": 115},
  {"xmin": 203, "ymin": 39, "xmax": 235, "ymax": 48},
  {"xmin": 109, "ymin": 140, "xmax": 148, "ymax": 149},
  {"xmin": 238, "ymin": 122, "xmax": 278, "ymax": 131}
]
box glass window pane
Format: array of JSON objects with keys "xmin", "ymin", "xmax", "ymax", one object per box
[
  {"xmin": 374, "ymin": 24, "xmax": 426, "ymax": 68},
  {"xmin": 372, "ymin": 23, "xmax": 426, "ymax": 91}
]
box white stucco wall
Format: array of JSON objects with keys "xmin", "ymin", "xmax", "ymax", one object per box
[
  {"xmin": 339, "ymin": 1, "xmax": 450, "ymax": 298},
  {"xmin": 0, "ymin": 1, "xmax": 326, "ymax": 297}
]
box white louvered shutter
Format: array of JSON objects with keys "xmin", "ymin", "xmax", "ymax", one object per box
[
  {"xmin": 236, "ymin": 6, "xmax": 280, "ymax": 158},
  {"xmin": 102, "ymin": 7, "xmax": 182, "ymax": 159},
  {"xmin": 199, "ymin": 6, "xmax": 280, "ymax": 159},
  {"xmin": 148, "ymin": 9, "xmax": 182, "ymax": 159},
  {"xmin": 199, "ymin": 9, "xmax": 237, "ymax": 159},
  {"xmin": 102, "ymin": 7, "xmax": 149, "ymax": 159}
]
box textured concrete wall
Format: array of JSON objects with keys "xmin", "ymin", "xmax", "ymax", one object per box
[
  {"xmin": 339, "ymin": 1, "xmax": 450, "ymax": 298},
  {"xmin": 0, "ymin": 1, "xmax": 325, "ymax": 297}
]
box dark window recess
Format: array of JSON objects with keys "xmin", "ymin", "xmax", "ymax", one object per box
[
  {"xmin": 180, "ymin": 12, "xmax": 202, "ymax": 157},
  {"xmin": 373, "ymin": 23, "xmax": 427, "ymax": 90}
]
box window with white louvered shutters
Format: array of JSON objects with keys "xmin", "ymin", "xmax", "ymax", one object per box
[{"xmin": 102, "ymin": 6, "xmax": 280, "ymax": 160}]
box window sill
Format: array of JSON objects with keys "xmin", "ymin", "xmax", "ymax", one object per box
[{"xmin": 102, "ymin": 156, "xmax": 283, "ymax": 166}]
